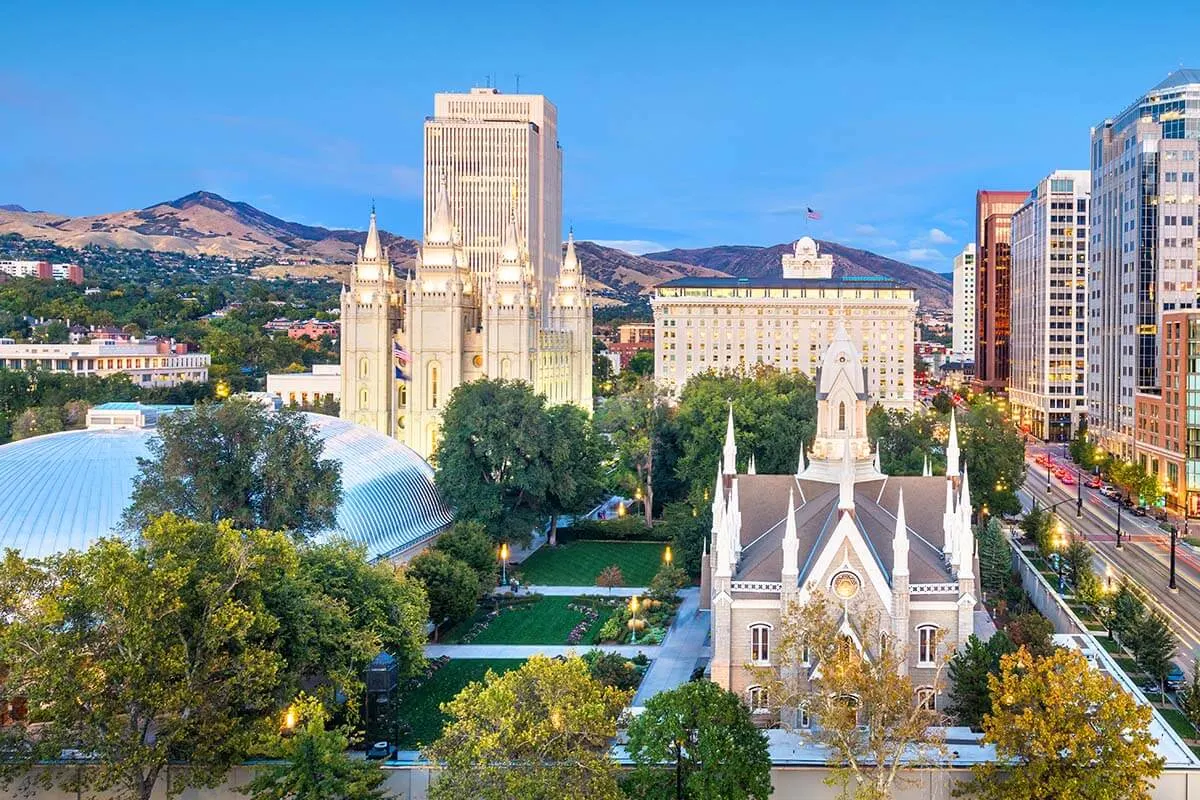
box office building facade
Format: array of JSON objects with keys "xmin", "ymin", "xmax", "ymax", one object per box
[
  {"xmin": 1008, "ymin": 170, "xmax": 1090, "ymax": 442},
  {"xmin": 974, "ymin": 191, "xmax": 1028, "ymax": 391},
  {"xmin": 951, "ymin": 244, "xmax": 976, "ymax": 358},
  {"xmin": 0, "ymin": 339, "xmax": 209, "ymax": 386}
]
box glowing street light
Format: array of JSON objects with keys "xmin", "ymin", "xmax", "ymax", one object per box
[
  {"xmin": 663, "ymin": 545, "xmax": 673, "ymax": 565},
  {"xmin": 499, "ymin": 542, "xmax": 510, "ymax": 587},
  {"xmin": 628, "ymin": 595, "xmax": 641, "ymax": 644}
]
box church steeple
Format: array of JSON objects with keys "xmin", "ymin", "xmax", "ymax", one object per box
[
  {"xmin": 428, "ymin": 172, "xmax": 454, "ymax": 244},
  {"xmin": 781, "ymin": 487, "xmax": 799, "ymax": 582},
  {"xmin": 722, "ymin": 403, "xmax": 737, "ymax": 476},
  {"xmin": 363, "ymin": 205, "xmax": 382, "ymax": 261},
  {"xmin": 838, "ymin": 437, "xmax": 856, "ymax": 514},
  {"xmin": 946, "ymin": 412, "xmax": 960, "ymax": 477},
  {"xmin": 893, "ymin": 488, "xmax": 910, "ymax": 577}
]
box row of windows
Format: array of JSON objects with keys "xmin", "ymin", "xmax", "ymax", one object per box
[
  {"xmin": 746, "ymin": 623, "xmax": 941, "ymax": 666},
  {"xmin": 744, "ymin": 685, "xmax": 936, "ymax": 716}
]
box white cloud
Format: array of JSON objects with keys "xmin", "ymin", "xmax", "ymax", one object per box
[
  {"xmin": 889, "ymin": 247, "xmax": 946, "ymax": 265},
  {"xmin": 590, "ymin": 239, "xmax": 668, "ymax": 255},
  {"xmin": 928, "ymin": 228, "xmax": 953, "ymax": 245},
  {"xmin": 854, "ymin": 223, "xmax": 879, "ymax": 235}
]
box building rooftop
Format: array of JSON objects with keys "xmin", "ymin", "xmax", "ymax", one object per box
[
  {"xmin": 654, "ymin": 275, "xmax": 911, "ymax": 291},
  {"xmin": 1152, "ymin": 68, "xmax": 1200, "ymax": 92}
]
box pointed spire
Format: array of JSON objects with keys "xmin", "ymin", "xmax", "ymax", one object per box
[
  {"xmin": 748, "ymin": 454, "xmax": 757, "ymax": 475},
  {"xmin": 728, "ymin": 479, "xmax": 742, "ymax": 560},
  {"xmin": 362, "ymin": 207, "xmax": 382, "ymax": 261},
  {"xmin": 943, "ymin": 476, "xmax": 957, "ymax": 563},
  {"xmin": 959, "ymin": 464, "xmax": 972, "ymax": 530},
  {"xmin": 714, "ymin": 514, "xmax": 731, "ymax": 578},
  {"xmin": 797, "ymin": 448, "xmax": 807, "ymax": 476},
  {"xmin": 873, "ymin": 445, "xmax": 882, "ymax": 474},
  {"xmin": 782, "ymin": 488, "xmax": 799, "ymax": 580},
  {"xmin": 893, "ymin": 488, "xmax": 910, "ymax": 577},
  {"xmin": 722, "ymin": 402, "xmax": 737, "ymax": 476},
  {"xmin": 562, "ymin": 228, "xmax": 580, "ymax": 273},
  {"xmin": 500, "ymin": 205, "xmax": 520, "ymax": 263},
  {"xmin": 428, "ymin": 171, "xmax": 453, "ymax": 243},
  {"xmin": 946, "ymin": 412, "xmax": 960, "ymax": 477},
  {"xmin": 923, "ymin": 454, "xmax": 932, "ymax": 477},
  {"xmin": 958, "ymin": 464, "xmax": 976, "ymax": 579},
  {"xmin": 710, "ymin": 461, "xmax": 724, "ymax": 524},
  {"xmin": 838, "ymin": 437, "xmax": 856, "ymax": 512}
]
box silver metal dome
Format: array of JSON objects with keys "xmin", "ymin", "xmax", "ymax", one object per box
[{"xmin": 0, "ymin": 409, "xmax": 452, "ymax": 560}]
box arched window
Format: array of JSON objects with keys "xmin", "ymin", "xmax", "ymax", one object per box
[
  {"xmin": 359, "ymin": 387, "xmax": 369, "ymax": 410},
  {"xmin": 800, "ymin": 639, "xmax": 811, "ymax": 666},
  {"xmin": 916, "ymin": 686, "xmax": 936, "ymax": 711},
  {"xmin": 798, "ymin": 706, "xmax": 811, "ymax": 729},
  {"xmin": 917, "ymin": 625, "xmax": 939, "ymax": 666},
  {"xmin": 838, "ymin": 401, "xmax": 846, "ymax": 431},
  {"xmin": 501, "ymin": 357, "xmax": 511, "ymax": 379},
  {"xmin": 749, "ymin": 624, "xmax": 771, "ymax": 664},
  {"xmin": 429, "ymin": 362, "xmax": 440, "ymax": 409},
  {"xmin": 746, "ymin": 685, "xmax": 769, "ymax": 714},
  {"xmin": 836, "ymin": 694, "xmax": 862, "ymax": 727},
  {"xmin": 359, "ymin": 357, "xmax": 369, "ymax": 378}
]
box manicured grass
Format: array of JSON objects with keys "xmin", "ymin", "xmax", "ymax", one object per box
[
  {"xmin": 394, "ymin": 659, "xmax": 524, "ymax": 748},
  {"xmin": 1099, "ymin": 635, "xmax": 1123, "ymax": 654},
  {"xmin": 442, "ymin": 596, "xmax": 617, "ymax": 645},
  {"xmin": 1158, "ymin": 707, "xmax": 1199, "ymax": 741},
  {"xmin": 515, "ymin": 540, "xmax": 667, "ymax": 586}
]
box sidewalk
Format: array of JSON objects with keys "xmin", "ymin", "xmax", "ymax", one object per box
[
  {"xmin": 633, "ymin": 587, "xmax": 709, "ymax": 705},
  {"xmin": 491, "ymin": 585, "xmax": 648, "ymax": 597},
  {"xmin": 424, "ymin": 643, "xmax": 660, "ymax": 659}
]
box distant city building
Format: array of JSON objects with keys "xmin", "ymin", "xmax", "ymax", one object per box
[
  {"xmin": 974, "ymin": 191, "xmax": 1028, "ymax": 391},
  {"xmin": 262, "ymin": 317, "xmax": 294, "ymax": 333},
  {"xmin": 951, "ymin": 243, "xmax": 976, "ymax": 358},
  {"xmin": 424, "ymin": 87, "xmax": 562, "ymax": 311},
  {"xmin": 618, "ymin": 323, "xmax": 655, "ymax": 344},
  {"xmin": 651, "ymin": 237, "xmax": 917, "ymax": 408},
  {"xmin": 0, "ymin": 259, "xmax": 83, "ymax": 284},
  {"xmin": 1008, "ymin": 170, "xmax": 1090, "ymax": 442},
  {"xmin": 267, "ymin": 364, "xmax": 341, "ymax": 408},
  {"xmin": 1089, "ymin": 69, "xmax": 1200, "ymax": 460},
  {"xmin": 607, "ymin": 324, "xmax": 655, "ymax": 368},
  {"xmin": 286, "ymin": 319, "xmax": 339, "ymax": 340},
  {"xmin": 704, "ymin": 327, "xmax": 976, "ymax": 709},
  {"xmin": 1134, "ymin": 310, "xmax": 1200, "ymax": 515},
  {"xmin": 0, "ymin": 339, "xmax": 208, "ymax": 386}
]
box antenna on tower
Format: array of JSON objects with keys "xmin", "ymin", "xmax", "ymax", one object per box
[{"xmin": 515, "ymin": 73, "xmax": 521, "ymax": 93}]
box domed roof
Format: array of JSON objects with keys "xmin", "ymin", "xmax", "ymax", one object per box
[
  {"xmin": 0, "ymin": 411, "xmax": 452, "ymax": 561},
  {"xmin": 794, "ymin": 235, "xmax": 818, "ymax": 254}
]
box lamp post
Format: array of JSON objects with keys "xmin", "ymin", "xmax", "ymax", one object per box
[
  {"xmin": 663, "ymin": 545, "xmax": 673, "ymax": 566},
  {"xmin": 1054, "ymin": 524, "xmax": 1065, "ymax": 592},
  {"xmin": 628, "ymin": 595, "xmax": 641, "ymax": 644},
  {"xmin": 1115, "ymin": 498, "xmax": 1123, "ymax": 550},
  {"xmin": 499, "ymin": 542, "xmax": 509, "ymax": 587}
]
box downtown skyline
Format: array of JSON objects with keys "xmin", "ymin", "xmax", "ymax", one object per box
[{"xmin": 2, "ymin": 0, "xmax": 1197, "ymax": 267}]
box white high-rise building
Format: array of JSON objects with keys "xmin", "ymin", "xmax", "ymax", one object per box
[
  {"xmin": 424, "ymin": 88, "xmax": 562, "ymax": 313},
  {"xmin": 1009, "ymin": 170, "xmax": 1089, "ymax": 442},
  {"xmin": 1089, "ymin": 69, "xmax": 1200, "ymax": 458},
  {"xmin": 951, "ymin": 244, "xmax": 976, "ymax": 358}
]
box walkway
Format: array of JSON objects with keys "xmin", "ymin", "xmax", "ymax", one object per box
[
  {"xmin": 492, "ymin": 585, "xmax": 647, "ymax": 597},
  {"xmin": 425, "ymin": 643, "xmax": 660, "ymax": 659},
  {"xmin": 633, "ymin": 587, "xmax": 709, "ymax": 705}
]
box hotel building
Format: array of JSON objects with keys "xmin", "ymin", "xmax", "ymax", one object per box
[
  {"xmin": 1008, "ymin": 170, "xmax": 1090, "ymax": 442},
  {"xmin": 651, "ymin": 237, "xmax": 916, "ymax": 408},
  {"xmin": 974, "ymin": 191, "xmax": 1028, "ymax": 391},
  {"xmin": 0, "ymin": 339, "xmax": 209, "ymax": 386},
  {"xmin": 951, "ymin": 244, "xmax": 976, "ymax": 358},
  {"xmin": 1090, "ymin": 69, "xmax": 1200, "ymax": 460}
]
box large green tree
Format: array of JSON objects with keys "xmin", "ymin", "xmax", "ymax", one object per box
[
  {"xmin": 866, "ymin": 404, "xmax": 942, "ymax": 475},
  {"xmin": 0, "ymin": 515, "xmax": 295, "ymax": 800},
  {"xmin": 1131, "ymin": 611, "xmax": 1176, "ymax": 692},
  {"xmin": 596, "ymin": 377, "xmax": 670, "ymax": 526},
  {"xmin": 947, "ymin": 632, "xmax": 1014, "ymax": 729},
  {"xmin": 960, "ymin": 401, "xmax": 1025, "ymax": 516},
  {"xmin": 975, "ymin": 519, "xmax": 1010, "ymax": 600},
  {"xmin": 434, "ymin": 520, "xmax": 499, "ymax": 594},
  {"xmin": 406, "ymin": 550, "xmax": 480, "ymax": 627},
  {"xmin": 543, "ymin": 403, "xmax": 607, "ymax": 543},
  {"xmin": 122, "ymin": 398, "xmax": 342, "ymax": 538},
  {"xmin": 625, "ymin": 679, "xmax": 772, "ymax": 800},
  {"xmin": 424, "ymin": 655, "xmax": 630, "ymax": 800},
  {"xmin": 958, "ymin": 647, "xmax": 1164, "ymax": 800}
]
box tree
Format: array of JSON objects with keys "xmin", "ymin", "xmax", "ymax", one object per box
[
  {"xmin": 1131, "ymin": 611, "xmax": 1175, "ymax": 692},
  {"xmin": 597, "ymin": 377, "xmax": 668, "ymax": 527},
  {"xmin": 1019, "ymin": 505, "xmax": 1053, "ymax": 557},
  {"xmin": 1004, "ymin": 611, "xmax": 1054, "ymax": 658},
  {"xmin": 755, "ymin": 593, "xmax": 946, "ymax": 800},
  {"xmin": 975, "ymin": 518, "xmax": 1010, "ymax": 599},
  {"xmin": 627, "ymin": 349, "xmax": 655, "ymax": 377},
  {"xmin": 406, "ymin": 550, "xmax": 479, "ymax": 627},
  {"xmin": 542, "ymin": 403, "xmax": 607, "ymax": 543},
  {"xmin": 582, "ymin": 650, "xmax": 643, "ymax": 691},
  {"xmin": 648, "ymin": 563, "xmax": 689, "ymax": 600},
  {"xmin": 931, "ymin": 392, "xmax": 953, "ymax": 414},
  {"xmin": 11, "ymin": 405, "xmax": 63, "ymax": 440},
  {"xmin": 122, "ymin": 398, "xmax": 342, "ymax": 538},
  {"xmin": 661, "ymin": 501, "xmax": 710, "ymax": 578},
  {"xmin": 597, "ymin": 564, "xmax": 625, "ymax": 592},
  {"xmin": 947, "ymin": 632, "xmax": 1014, "ymax": 729},
  {"xmin": 1062, "ymin": 536, "xmax": 1093, "ymax": 592},
  {"xmin": 866, "ymin": 405, "xmax": 942, "ymax": 475},
  {"xmin": 1110, "ymin": 583, "xmax": 1146, "ymax": 645},
  {"xmin": 434, "ymin": 520, "xmax": 499, "ymax": 594},
  {"xmin": 242, "ymin": 694, "xmax": 386, "ymax": 800},
  {"xmin": 424, "ymin": 655, "xmax": 629, "ymax": 800},
  {"xmin": 957, "ymin": 647, "xmax": 1164, "ymax": 800},
  {"xmin": 0, "ymin": 515, "xmax": 298, "ymax": 800},
  {"xmin": 433, "ymin": 379, "xmax": 554, "ymax": 541},
  {"xmin": 625, "ymin": 680, "xmax": 772, "ymax": 800},
  {"xmin": 1177, "ymin": 658, "xmax": 1200, "ymax": 727},
  {"xmin": 960, "ymin": 402, "xmax": 1025, "ymax": 516}
]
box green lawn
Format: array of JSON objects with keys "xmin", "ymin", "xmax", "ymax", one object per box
[
  {"xmin": 515, "ymin": 540, "xmax": 667, "ymax": 586},
  {"xmin": 394, "ymin": 659, "xmax": 524, "ymax": 748},
  {"xmin": 442, "ymin": 596, "xmax": 617, "ymax": 645},
  {"xmin": 1158, "ymin": 707, "xmax": 1198, "ymax": 741},
  {"xmin": 1099, "ymin": 635, "xmax": 1123, "ymax": 654}
]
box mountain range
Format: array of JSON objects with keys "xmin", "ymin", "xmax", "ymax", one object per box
[{"xmin": 0, "ymin": 192, "xmax": 950, "ymax": 308}]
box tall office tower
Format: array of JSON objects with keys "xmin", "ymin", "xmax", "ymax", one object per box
[
  {"xmin": 951, "ymin": 243, "xmax": 977, "ymax": 358},
  {"xmin": 424, "ymin": 88, "xmax": 563, "ymax": 313},
  {"xmin": 974, "ymin": 191, "xmax": 1028, "ymax": 391},
  {"xmin": 1089, "ymin": 69, "xmax": 1200, "ymax": 460},
  {"xmin": 1009, "ymin": 170, "xmax": 1090, "ymax": 442}
]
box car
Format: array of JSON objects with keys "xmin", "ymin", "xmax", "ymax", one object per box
[
  {"xmin": 1035, "ymin": 454, "xmax": 1049, "ymax": 466},
  {"xmin": 1133, "ymin": 505, "xmax": 1148, "ymax": 516},
  {"xmin": 1086, "ymin": 476, "xmax": 1102, "ymax": 489},
  {"xmin": 1152, "ymin": 507, "xmax": 1169, "ymax": 522},
  {"xmin": 1167, "ymin": 664, "xmax": 1186, "ymax": 690},
  {"xmin": 1122, "ymin": 496, "xmax": 1136, "ymax": 508},
  {"xmin": 1060, "ymin": 473, "xmax": 1076, "ymax": 485},
  {"xmin": 366, "ymin": 741, "xmax": 393, "ymax": 760}
]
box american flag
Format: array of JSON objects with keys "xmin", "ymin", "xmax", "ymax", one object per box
[
  {"xmin": 392, "ymin": 341, "xmax": 410, "ymax": 364},
  {"xmin": 806, "ymin": 207, "xmax": 822, "ymax": 221}
]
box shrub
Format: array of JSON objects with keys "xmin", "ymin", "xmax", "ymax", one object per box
[{"xmin": 648, "ymin": 563, "xmax": 689, "ymax": 599}]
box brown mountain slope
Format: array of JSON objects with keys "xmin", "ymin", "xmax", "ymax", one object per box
[{"xmin": 645, "ymin": 242, "xmax": 951, "ymax": 309}]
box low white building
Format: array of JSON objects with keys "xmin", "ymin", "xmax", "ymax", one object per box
[
  {"xmin": 266, "ymin": 364, "xmax": 341, "ymax": 408},
  {"xmin": 0, "ymin": 340, "xmax": 209, "ymax": 387}
]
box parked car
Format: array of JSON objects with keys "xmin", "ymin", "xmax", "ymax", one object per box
[
  {"xmin": 1060, "ymin": 472, "xmax": 1076, "ymax": 485},
  {"xmin": 367, "ymin": 741, "xmax": 394, "ymax": 760},
  {"xmin": 1086, "ymin": 476, "xmax": 1102, "ymax": 489},
  {"xmin": 1167, "ymin": 664, "xmax": 1186, "ymax": 690},
  {"xmin": 1099, "ymin": 485, "xmax": 1117, "ymax": 498},
  {"xmin": 1035, "ymin": 454, "xmax": 1049, "ymax": 466}
]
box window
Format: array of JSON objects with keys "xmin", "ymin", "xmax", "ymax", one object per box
[
  {"xmin": 916, "ymin": 686, "xmax": 936, "ymax": 711},
  {"xmin": 429, "ymin": 362, "xmax": 440, "ymax": 409},
  {"xmin": 801, "ymin": 640, "xmax": 811, "ymax": 666},
  {"xmin": 750, "ymin": 624, "xmax": 770, "ymax": 663},
  {"xmin": 359, "ymin": 387, "xmax": 368, "ymax": 410},
  {"xmin": 359, "ymin": 357, "xmax": 369, "ymax": 378},
  {"xmin": 747, "ymin": 685, "xmax": 769, "ymax": 714},
  {"xmin": 799, "ymin": 706, "xmax": 811, "ymax": 728},
  {"xmin": 917, "ymin": 625, "xmax": 939, "ymax": 665},
  {"xmin": 838, "ymin": 401, "xmax": 846, "ymax": 431}
]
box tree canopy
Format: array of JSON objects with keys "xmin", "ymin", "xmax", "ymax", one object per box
[
  {"xmin": 958, "ymin": 647, "xmax": 1164, "ymax": 800},
  {"xmin": 122, "ymin": 398, "xmax": 342, "ymax": 538},
  {"xmin": 625, "ymin": 679, "xmax": 772, "ymax": 800},
  {"xmin": 424, "ymin": 655, "xmax": 630, "ymax": 800},
  {"xmin": 406, "ymin": 550, "xmax": 480, "ymax": 627}
]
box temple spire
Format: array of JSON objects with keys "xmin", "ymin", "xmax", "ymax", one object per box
[
  {"xmin": 748, "ymin": 454, "xmax": 757, "ymax": 475},
  {"xmin": 722, "ymin": 402, "xmax": 737, "ymax": 476},
  {"xmin": 946, "ymin": 412, "xmax": 960, "ymax": 477},
  {"xmin": 958, "ymin": 464, "xmax": 974, "ymax": 575},
  {"xmin": 893, "ymin": 488, "xmax": 910, "ymax": 577},
  {"xmin": 362, "ymin": 207, "xmax": 382, "ymax": 261},
  {"xmin": 873, "ymin": 446, "xmax": 882, "ymax": 474},
  {"xmin": 943, "ymin": 475, "xmax": 957, "ymax": 562},
  {"xmin": 782, "ymin": 487, "xmax": 799, "ymax": 580},
  {"xmin": 562, "ymin": 228, "xmax": 580, "ymax": 273},
  {"xmin": 797, "ymin": 448, "xmax": 806, "ymax": 476},
  {"xmin": 428, "ymin": 171, "xmax": 453, "ymax": 244}
]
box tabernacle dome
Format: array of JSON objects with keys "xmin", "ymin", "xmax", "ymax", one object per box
[{"xmin": 0, "ymin": 403, "xmax": 453, "ymax": 560}]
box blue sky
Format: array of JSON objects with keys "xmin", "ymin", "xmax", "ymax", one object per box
[{"xmin": 2, "ymin": 0, "xmax": 1197, "ymax": 268}]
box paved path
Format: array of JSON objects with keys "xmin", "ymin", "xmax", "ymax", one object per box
[
  {"xmin": 425, "ymin": 643, "xmax": 660, "ymax": 659},
  {"xmin": 492, "ymin": 585, "xmax": 647, "ymax": 597},
  {"xmin": 633, "ymin": 587, "xmax": 708, "ymax": 705}
]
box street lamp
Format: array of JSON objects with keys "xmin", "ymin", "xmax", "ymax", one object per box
[
  {"xmin": 663, "ymin": 545, "xmax": 673, "ymax": 566},
  {"xmin": 499, "ymin": 542, "xmax": 510, "ymax": 587},
  {"xmin": 628, "ymin": 595, "xmax": 641, "ymax": 644},
  {"xmin": 1115, "ymin": 497, "xmax": 1123, "ymax": 550},
  {"xmin": 1053, "ymin": 520, "xmax": 1066, "ymax": 592}
]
